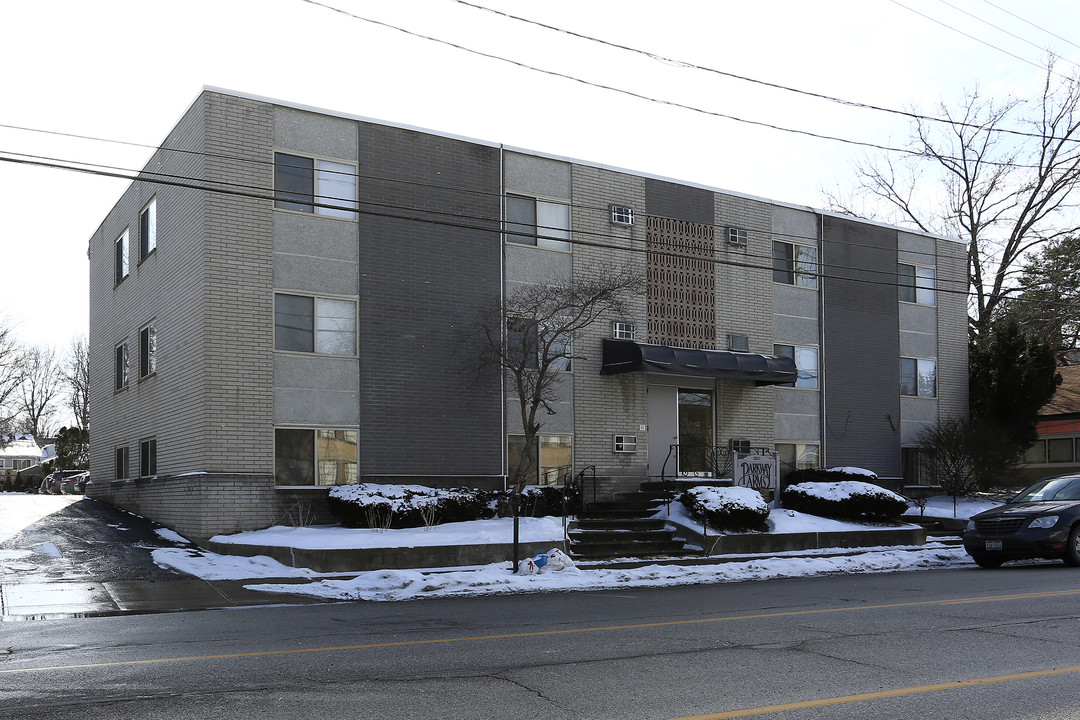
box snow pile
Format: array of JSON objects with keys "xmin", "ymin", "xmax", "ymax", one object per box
[
  {"xmin": 826, "ymin": 466, "xmax": 878, "ymax": 478},
  {"xmin": 685, "ymin": 485, "xmax": 768, "ymax": 513},
  {"xmin": 327, "ymin": 483, "xmax": 494, "ymax": 528},
  {"xmin": 787, "ymin": 481, "xmax": 903, "ymax": 503}
]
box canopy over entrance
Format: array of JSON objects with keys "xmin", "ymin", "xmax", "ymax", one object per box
[{"xmin": 600, "ymin": 339, "xmax": 797, "ymax": 386}]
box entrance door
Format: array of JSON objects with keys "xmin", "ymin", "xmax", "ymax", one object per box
[{"xmin": 648, "ymin": 384, "xmax": 715, "ymax": 479}]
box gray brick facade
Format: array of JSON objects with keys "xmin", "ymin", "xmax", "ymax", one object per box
[{"xmin": 86, "ymin": 88, "xmax": 968, "ymax": 538}]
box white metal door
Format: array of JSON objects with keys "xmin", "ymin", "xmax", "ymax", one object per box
[{"xmin": 647, "ymin": 384, "xmax": 678, "ymax": 479}]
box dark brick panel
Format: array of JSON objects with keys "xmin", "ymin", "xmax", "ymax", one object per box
[{"xmin": 644, "ymin": 178, "xmax": 714, "ymax": 225}]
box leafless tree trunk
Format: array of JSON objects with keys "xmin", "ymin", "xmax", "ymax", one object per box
[
  {"xmin": 0, "ymin": 318, "xmax": 24, "ymax": 436},
  {"xmin": 17, "ymin": 346, "xmax": 63, "ymax": 438},
  {"xmin": 63, "ymin": 336, "xmax": 90, "ymax": 430},
  {"xmin": 470, "ymin": 267, "xmax": 643, "ymax": 494},
  {"xmin": 825, "ymin": 58, "xmax": 1080, "ymax": 338}
]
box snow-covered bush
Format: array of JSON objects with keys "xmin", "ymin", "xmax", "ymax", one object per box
[
  {"xmin": 327, "ymin": 483, "xmax": 496, "ymax": 529},
  {"xmin": 518, "ymin": 484, "xmax": 581, "ymax": 517},
  {"xmin": 781, "ymin": 480, "xmax": 907, "ymax": 522},
  {"xmin": 679, "ymin": 485, "xmax": 770, "ymax": 532}
]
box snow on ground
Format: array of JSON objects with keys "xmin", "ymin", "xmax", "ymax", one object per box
[{"xmin": 4, "ymin": 493, "xmax": 1003, "ymax": 603}]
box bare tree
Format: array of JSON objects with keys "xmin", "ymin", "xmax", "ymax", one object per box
[
  {"xmin": 62, "ymin": 336, "xmax": 90, "ymax": 430},
  {"xmin": 0, "ymin": 317, "xmax": 24, "ymax": 436},
  {"xmin": 17, "ymin": 346, "xmax": 63, "ymax": 438},
  {"xmin": 825, "ymin": 58, "xmax": 1080, "ymax": 338},
  {"xmin": 471, "ymin": 268, "xmax": 643, "ymax": 493}
]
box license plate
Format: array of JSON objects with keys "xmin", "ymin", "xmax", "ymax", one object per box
[{"xmin": 985, "ymin": 540, "xmax": 1003, "ymax": 551}]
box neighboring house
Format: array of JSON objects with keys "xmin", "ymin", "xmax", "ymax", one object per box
[
  {"xmin": 1020, "ymin": 365, "xmax": 1080, "ymax": 483},
  {"xmin": 0, "ymin": 435, "xmax": 47, "ymax": 489},
  {"xmin": 85, "ymin": 88, "xmax": 968, "ymax": 540}
]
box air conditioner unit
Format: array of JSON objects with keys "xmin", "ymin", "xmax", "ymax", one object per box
[
  {"xmin": 730, "ymin": 439, "xmax": 751, "ymax": 454},
  {"xmin": 727, "ymin": 227, "xmax": 748, "ymax": 246},
  {"xmin": 611, "ymin": 205, "xmax": 634, "ymax": 226},
  {"xmin": 728, "ymin": 334, "xmax": 750, "ymax": 352}
]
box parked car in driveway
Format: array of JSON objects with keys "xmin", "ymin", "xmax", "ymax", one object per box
[
  {"xmin": 40, "ymin": 470, "xmax": 86, "ymax": 495},
  {"xmin": 964, "ymin": 473, "xmax": 1080, "ymax": 568},
  {"xmin": 59, "ymin": 471, "xmax": 90, "ymax": 495}
]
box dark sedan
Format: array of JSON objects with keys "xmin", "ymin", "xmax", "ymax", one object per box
[{"xmin": 964, "ymin": 473, "xmax": 1080, "ymax": 568}]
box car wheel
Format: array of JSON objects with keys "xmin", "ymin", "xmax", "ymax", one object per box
[
  {"xmin": 972, "ymin": 554, "xmax": 1005, "ymax": 569},
  {"xmin": 1065, "ymin": 525, "xmax": 1080, "ymax": 566}
]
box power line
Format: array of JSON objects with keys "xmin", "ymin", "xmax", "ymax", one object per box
[
  {"xmin": 935, "ymin": 0, "xmax": 1080, "ymax": 73},
  {"xmin": 0, "ymin": 150, "xmax": 981, "ymax": 302},
  {"xmin": 453, "ymin": 0, "xmax": 1079, "ymax": 145},
  {"xmin": 977, "ymin": 0, "xmax": 1080, "ymax": 54}
]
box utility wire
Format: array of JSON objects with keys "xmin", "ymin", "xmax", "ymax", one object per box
[
  {"xmin": 978, "ymin": 0, "xmax": 1080, "ymax": 54},
  {"xmin": 0, "ymin": 151, "xmax": 984, "ymax": 301},
  {"xmin": 453, "ymin": 0, "xmax": 1078, "ymax": 145},
  {"xmin": 936, "ymin": 0, "xmax": 1080, "ymax": 73}
]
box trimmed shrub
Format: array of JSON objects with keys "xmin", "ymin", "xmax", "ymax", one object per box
[
  {"xmin": 327, "ymin": 483, "xmax": 496, "ymax": 529},
  {"xmin": 680, "ymin": 486, "xmax": 770, "ymax": 532},
  {"xmin": 518, "ymin": 484, "xmax": 581, "ymax": 517},
  {"xmin": 781, "ymin": 479, "xmax": 908, "ymax": 522}
]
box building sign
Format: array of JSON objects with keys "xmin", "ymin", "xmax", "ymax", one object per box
[{"xmin": 734, "ymin": 453, "xmax": 780, "ymax": 504}]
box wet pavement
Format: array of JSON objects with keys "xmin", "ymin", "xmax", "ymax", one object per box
[{"xmin": 0, "ymin": 494, "xmax": 326, "ymax": 620}]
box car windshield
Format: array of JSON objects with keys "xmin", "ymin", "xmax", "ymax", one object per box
[{"xmin": 1013, "ymin": 476, "xmax": 1080, "ymax": 502}]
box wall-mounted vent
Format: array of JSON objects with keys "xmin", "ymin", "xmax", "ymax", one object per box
[
  {"xmin": 613, "ymin": 435, "xmax": 638, "ymax": 453},
  {"xmin": 727, "ymin": 227, "xmax": 748, "ymax": 246},
  {"xmin": 612, "ymin": 321, "xmax": 636, "ymax": 340},
  {"xmin": 728, "ymin": 334, "xmax": 750, "ymax": 352},
  {"xmin": 730, "ymin": 439, "xmax": 751, "ymax": 454},
  {"xmin": 611, "ymin": 205, "xmax": 635, "ymax": 226}
]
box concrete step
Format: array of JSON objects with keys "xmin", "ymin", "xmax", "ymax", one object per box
[
  {"xmin": 569, "ymin": 538, "xmax": 690, "ymax": 559},
  {"xmin": 570, "ymin": 518, "xmax": 669, "ymax": 532}
]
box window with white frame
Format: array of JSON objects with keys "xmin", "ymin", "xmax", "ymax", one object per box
[
  {"xmin": 613, "ymin": 435, "xmax": 638, "ymax": 452},
  {"xmin": 274, "ymin": 294, "xmax": 357, "ymax": 355},
  {"xmin": 900, "ymin": 357, "xmax": 936, "ymax": 397},
  {"xmin": 275, "ymin": 428, "xmax": 358, "ymax": 486},
  {"xmin": 773, "ymin": 344, "xmax": 819, "ymax": 389},
  {"xmin": 140, "ymin": 323, "xmax": 156, "ymax": 379},
  {"xmin": 114, "ymin": 342, "xmax": 129, "ymax": 391},
  {"xmin": 506, "ymin": 195, "xmax": 570, "ymax": 251},
  {"xmin": 612, "ymin": 321, "xmax": 636, "ymax": 340},
  {"xmin": 114, "ymin": 445, "xmax": 129, "ymax": 480},
  {"xmin": 610, "ymin": 205, "xmax": 634, "ymax": 226},
  {"xmin": 772, "ymin": 240, "xmax": 817, "ymax": 288},
  {"xmin": 140, "ymin": 437, "xmax": 157, "ymax": 477},
  {"xmin": 274, "ymin": 153, "xmax": 357, "ymax": 219},
  {"xmin": 139, "ymin": 197, "xmax": 157, "ymax": 261},
  {"xmin": 114, "ymin": 229, "xmax": 129, "ymax": 285},
  {"xmin": 899, "ymin": 263, "xmax": 936, "ymax": 305}
]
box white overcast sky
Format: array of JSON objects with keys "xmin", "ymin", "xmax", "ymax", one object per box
[{"xmin": 2, "ymin": 0, "xmax": 1078, "ymax": 350}]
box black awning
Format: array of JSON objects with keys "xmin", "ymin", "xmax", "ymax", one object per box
[{"xmin": 600, "ymin": 339, "xmax": 797, "ymax": 386}]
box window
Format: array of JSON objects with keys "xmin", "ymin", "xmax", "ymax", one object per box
[
  {"xmin": 776, "ymin": 443, "xmax": 819, "ymax": 479},
  {"xmin": 140, "ymin": 323, "xmax": 156, "ymax": 378},
  {"xmin": 506, "ymin": 195, "xmax": 570, "ymax": 251},
  {"xmin": 899, "ymin": 263, "xmax": 935, "ymax": 305},
  {"xmin": 274, "ymin": 294, "xmax": 357, "ymax": 355},
  {"xmin": 900, "ymin": 357, "xmax": 936, "ymax": 397},
  {"xmin": 507, "ymin": 434, "xmax": 573, "ymax": 485},
  {"xmin": 274, "ymin": 428, "xmax": 358, "ymax": 486},
  {"xmin": 274, "ymin": 153, "xmax": 357, "ymax": 219},
  {"xmin": 114, "ymin": 342, "xmax": 128, "ymax": 391},
  {"xmin": 114, "ymin": 446, "xmax": 129, "ymax": 480},
  {"xmin": 139, "ymin": 197, "xmax": 157, "ymax": 261},
  {"xmin": 772, "ymin": 241, "xmax": 817, "ymax": 288},
  {"xmin": 140, "ymin": 438, "xmax": 157, "ymax": 477},
  {"xmin": 774, "ymin": 344, "xmax": 819, "ymax": 389},
  {"xmin": 549, "ymin": 330, "xmax": 572, "ymax": 372},
  {"xmin": 1048, "ymin": 437, "xmax": 1075, "ymax": 463},
  {"xmin": 613, "ymin": 435, "xmax": 638, "ymax": 453},
  {"xmin": 610, "ymin": 205, "xmax": 634, "ymax": 226},
  {"xmin": 727, "ymin": 227, "xmax": 748, "ymax": 246},
  {"xmin": 114, "ymin": 229, "xmax": 129, "ymax": 285},
  {"xmin": 612, "ymin": 321, "xmax": 636, "ymax": 340}
]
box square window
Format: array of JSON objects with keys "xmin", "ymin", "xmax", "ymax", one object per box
[
  {"xmin": 772, "ymin": 241, "xmax": 818, "ymax": 287},
  {"xmin": 776, "ymin": 442, "xmax": 819, "ymax": 479},
  {"xmin": 774, "ymin": 344, "xmax": 819, "ymax": 389},
  {"xmin": 900, "ymin": 357, "xmax": 936, "ymax": 397},
  {"xmin": 727, "ymin": 227, "xmax": 748, "ymax": 246},
  {"xmin": 274, "ymin": 294, "xmax": 357, "ymax": 355},
  {"xmin": 275, "ymin": 428, "xmax": 358, "ymax": 486},
  {"xmin": 506, "ymin": 195, "xmax": 570, "ymax": 251},
  {"xmin": 611, "ymin": 205, "xmax": 634, "ymax": 225},
  {"xmin": 612, "ymin": 321, "xmax": 636, "ymax": 340},
  {"xmin": 1048, "ymin": 438, "xmax": 1074, "ymax": 463},
  {"xmin": 140, "ymin": 324, "xmax": 156, "ymax": 378},
  {"xmin": 139, "ymin": 198, "xmax": 157, "ymax": 261},
  {"xmin": 140, "ymin": 438, "xmax": 157, "ymax": 477},
  {"xmin": 274, "ymin": 153, "xmax": 356, "ymax": 218},
  {"xmin": 613, "ymin": 435, "xmax": 638, "ymax": 453},
  {"xmin": 507, "ymin": 434, "xmax": 574, "ymax": 485},
  {"xmin": 114, "ymin": 229, "xmax": 129, "ymax": 285},
  {"xmin": 899, "ymin": 263, "xmax": 936, "ymax": 305}
]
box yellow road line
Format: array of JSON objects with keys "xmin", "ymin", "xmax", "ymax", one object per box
[
  {"xmin": 667, "ymin": 665, "xmax": 1080, "ymax": 719},
  {"xmin": 4, "ymin": 588, "xmax": 1080, "ymax": 675}
]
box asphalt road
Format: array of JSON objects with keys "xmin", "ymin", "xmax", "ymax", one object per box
[{"xmin": 5, "ymin": 562, "xmax": 1080, "ymax": 719}]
